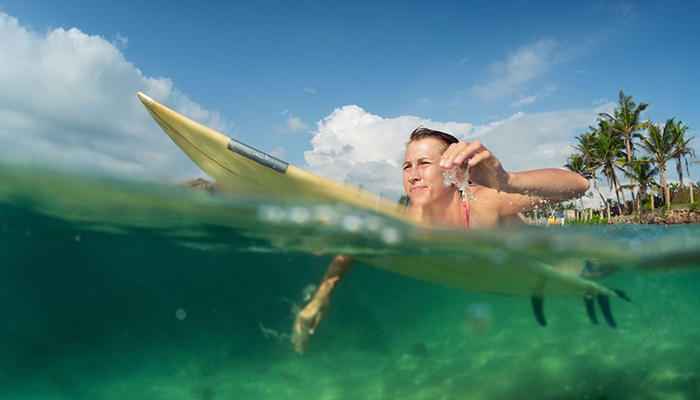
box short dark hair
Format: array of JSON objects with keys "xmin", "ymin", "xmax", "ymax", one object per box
[{"xmin": 407, "ymin": 127, "xmax": 459, "ymax": 153}]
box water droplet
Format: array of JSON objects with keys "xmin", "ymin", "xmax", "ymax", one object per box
[
  {"xmin": 364, "ymin": 216, "xmax": 384, "ymax": 233},
  {"xmin": 380, "ymin": 227, "xmax": 402, "ymax": 245},
  {"xmin": 312, "ymin": 205, "xmax": 338, "ymax": 226},
  {"xmin": 175, "ymin": 309, "xmax": 187, "ymax": 320},
  {"xmin": 258, "ymin": 205, "xmax": 285, "ymax": 224},
  {"xmin": 288, "ymin": 207, "xmax": 311, "ymax": 225},
  {"xmin": 342, "ymin": 215, "xmax": 363, "ymax": 232}
]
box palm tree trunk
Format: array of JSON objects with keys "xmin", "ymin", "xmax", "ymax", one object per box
[
  {"xmin": 611, "ymin": 174, "xmax": 623, "ymax": 216},
  {"xmin": 592, "ymin": 176, "xmax": 609, "ymax": 217},
  {"xmin": 660, "ymin": 166, "xmax": 670, "ymax": 211},
  {"xmin": 676, "ymin": 156, "xmax": 685, "ymax": 202},
  {"xmin": 691, "ymin": 182, "xmax": 695, "ymax": 204},
  {"xmin": 614, "ymin": 172, "xmax": 627, "ymax": 214},
  {"xmin": 625, "ymin": 135, "xmax": 635, "ymax": 213}
]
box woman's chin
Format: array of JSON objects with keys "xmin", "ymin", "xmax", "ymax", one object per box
[{"xmin": 407, "ymin": 196, "xmax": 428, "ymax": 207}]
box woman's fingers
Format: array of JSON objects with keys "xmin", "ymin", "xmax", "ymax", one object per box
[
  {"xmin": 467, "ymin": 149, "xmax": 492, "ymax": 166},
  {"xmin": 441, "ymin": 141, "xmax": 487, "ymax": 167}
]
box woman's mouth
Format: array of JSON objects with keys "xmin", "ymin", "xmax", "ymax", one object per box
[{"xmin": 410, "ymin": 186, "xmax": 426, "ymax": 193}]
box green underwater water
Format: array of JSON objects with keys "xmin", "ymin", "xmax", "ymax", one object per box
[{"xmin": 1, "ymin": 167, "xmax": 700, "ymax": 400}]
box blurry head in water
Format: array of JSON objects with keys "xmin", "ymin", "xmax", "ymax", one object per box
[{"xmin": 402, "ymin": 127, "xmax": 460, "ymax": 207}]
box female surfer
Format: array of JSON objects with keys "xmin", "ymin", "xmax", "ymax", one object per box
[{"xmin": 292, "ymin": 127, "xmax": 590, "ymax": 354}]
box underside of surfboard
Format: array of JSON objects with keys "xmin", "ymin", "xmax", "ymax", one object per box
[{"xmin": 137, "ymin": 92, "xmax": 630, "ymax": 326}]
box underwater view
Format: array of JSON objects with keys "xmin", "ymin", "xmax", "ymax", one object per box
[{"xmin": 2, "ymin": 165, "xmax": 700, "ymax": 400}]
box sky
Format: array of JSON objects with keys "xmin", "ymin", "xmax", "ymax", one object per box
[{"xmin": 0, "ymin": 0, "xmax": 699, "ymax": 205}]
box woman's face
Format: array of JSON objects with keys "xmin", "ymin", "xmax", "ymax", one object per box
[{"xmin": 402, "ymin": 138, "xmax": 453, "ymax": 207}]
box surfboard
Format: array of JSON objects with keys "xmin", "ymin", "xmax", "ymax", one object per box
[{"xmin": 137, "ymin": 92, "xmax": 628, "ymax": 323}]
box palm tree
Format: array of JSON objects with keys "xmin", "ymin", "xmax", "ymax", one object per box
[
  {"xmin": 591, "ymin": 120, "xmax": 627, "ymax": 216},
  {"xmin": 637, "ymin": 119, "xmax": 678, "ymax": 210},
  {"xmin": 573, "ymin": 132, "xmax": 610, "ymax": 216},
  {"xmin": 564, "ymin": 154, "xmax": 593, "ymax": 217},
  {"xmin": 623, "ymin": 157, "xmax": 658, "ymax": 215},
  {"xmin": 669, "ymin": 119, "xmax": 696, "ymax": 204},
  {"xmin": 599, "ymin": 91, "xmax": 649, "ymax": 212}
]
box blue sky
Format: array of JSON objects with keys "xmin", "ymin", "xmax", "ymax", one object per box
[{"xmin": 0, "ymin": 1, "xmax": 698, "ymax": 203}]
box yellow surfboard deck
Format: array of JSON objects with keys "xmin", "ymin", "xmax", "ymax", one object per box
[{"xmin": 137, "ymin": 92, "xmax": 621, "ymax": 300}]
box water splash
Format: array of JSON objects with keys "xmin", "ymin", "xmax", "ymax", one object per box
[
  {"xmin": 443, "ymin": 164, "xmax": 475, "ymax": 199},
  {"xmin": 302, "ymin": 284, "xmax": 317, "ymax": 302}
]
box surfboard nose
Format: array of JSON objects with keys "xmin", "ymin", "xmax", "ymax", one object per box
[{"xmin": 137, "ymin": 92, "xmax": 154, "ymax": 107}]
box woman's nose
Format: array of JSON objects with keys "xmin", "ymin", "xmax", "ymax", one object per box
[{"xmin": 408, "ymin": 168, "xmax": 420, "ymax": 182}]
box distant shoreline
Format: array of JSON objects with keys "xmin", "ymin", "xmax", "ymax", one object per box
[{"xmin": 609, "ymin": 204, "xmax": 700, "ymax": 225}]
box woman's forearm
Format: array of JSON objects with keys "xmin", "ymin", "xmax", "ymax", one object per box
[
  {"xmin": 316, "ymin": 255, "xmax": 356, "ymax": 297},
  {"xmin": 503, "ymin": 169, "xmax": 590, "ymax": 199}
]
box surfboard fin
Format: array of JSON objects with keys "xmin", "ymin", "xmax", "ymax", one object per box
[
  {"xmin": 531, "ymin": 297, "xmax": 547, "ymax": 327},
  {"xmin": 596, "ymin": 295, "xmax": 616, "ymax": 327},
  {"xmin": 584, "ymin": 294, "xmax": 598, "ymax": 325}
]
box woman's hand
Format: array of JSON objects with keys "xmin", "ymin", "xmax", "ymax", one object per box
[
  {"xmin": 439, "ymin": 141, "xmax": 510, "ymax": 191},
  {"xmin": 293, "ymin": 297, "xmax": 329, "ymax": 354},
  {"xmin": 439, "ymin": 140, "xmax": 589, "ymax": 199}
]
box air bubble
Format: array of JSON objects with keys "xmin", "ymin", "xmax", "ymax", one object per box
[
  {"xmin": 312, "ymin": 205, "xmax": 338, "ymax": 226},
  {"xmin": 342, "ymin": 215, "xmax": 364, "ymax": 232},
  {"xmin": 364, "ymin": 216, "xmax": 384, "ymax": 233},
  {"xmin": 288, "ymin": 207, "xmax": 311, "ymax": 225},
  {"xmin": 380, "ymin": 227, "xmax": 402, "ymax": 245},
  {"xmin": 258, "ymin": 205, "xmax": 285, "ymax": 224}
]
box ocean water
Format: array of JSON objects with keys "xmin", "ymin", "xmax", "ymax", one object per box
[{"xmin": 1, "ymin": 166, "xmax": 700, "ymax": 400}]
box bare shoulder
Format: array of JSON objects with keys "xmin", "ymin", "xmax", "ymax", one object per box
[{"xmin": 468, "ymin": 187, "xmax": 531, "ymax": 228}]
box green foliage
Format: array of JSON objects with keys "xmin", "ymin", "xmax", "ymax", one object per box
[
  {"xmin": 690, "ymin": 201, "xmax": 700, "ymax": 213},
  {"xmin": 566, "ymin": 90, "xmax": 691, "ymax": 218},
  {"xmin": 565, "ymin": 215, "xmax": 609, "ymax": 226}
]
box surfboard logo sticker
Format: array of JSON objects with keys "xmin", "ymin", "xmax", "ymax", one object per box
[{"xmin": 227, "ymin": 138, "xmax": 289, "ymax": 174}]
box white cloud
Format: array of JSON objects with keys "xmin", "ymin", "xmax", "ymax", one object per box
[
  {"xmin": 112, "ymin": 32, "xmax": 128, "ymax": 50},
  {"xmin": 459, "ymin": 56, "xmax": 469, "ymax": 65},
  {"xmin": 508, "ymin": 85, "xmax": 556, "ymax": 107},
  {"xmin": 304, "ymin": 86, "xmax": 316, "ymax": 94},
  {"xmin": 304, "ymin": 102, "xmax": 615, "ymax": 201},
  {"xmin": 510, "ymin": 95, "xmax": 537, "ymax": 107},
  {"xmin": 471, "ymin": 39, "xmax": 585, "ymax": 102},
  {"xmin": 0, "ymin": 12, "xmax": 232, "ymax": 180},
  {"xmin": 286, "ymin": 116, "xmax": 309, "ymax": 132},
  {"xmin": 304, "ymin": 106, "xmax": 475, "ymax": 199}
]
